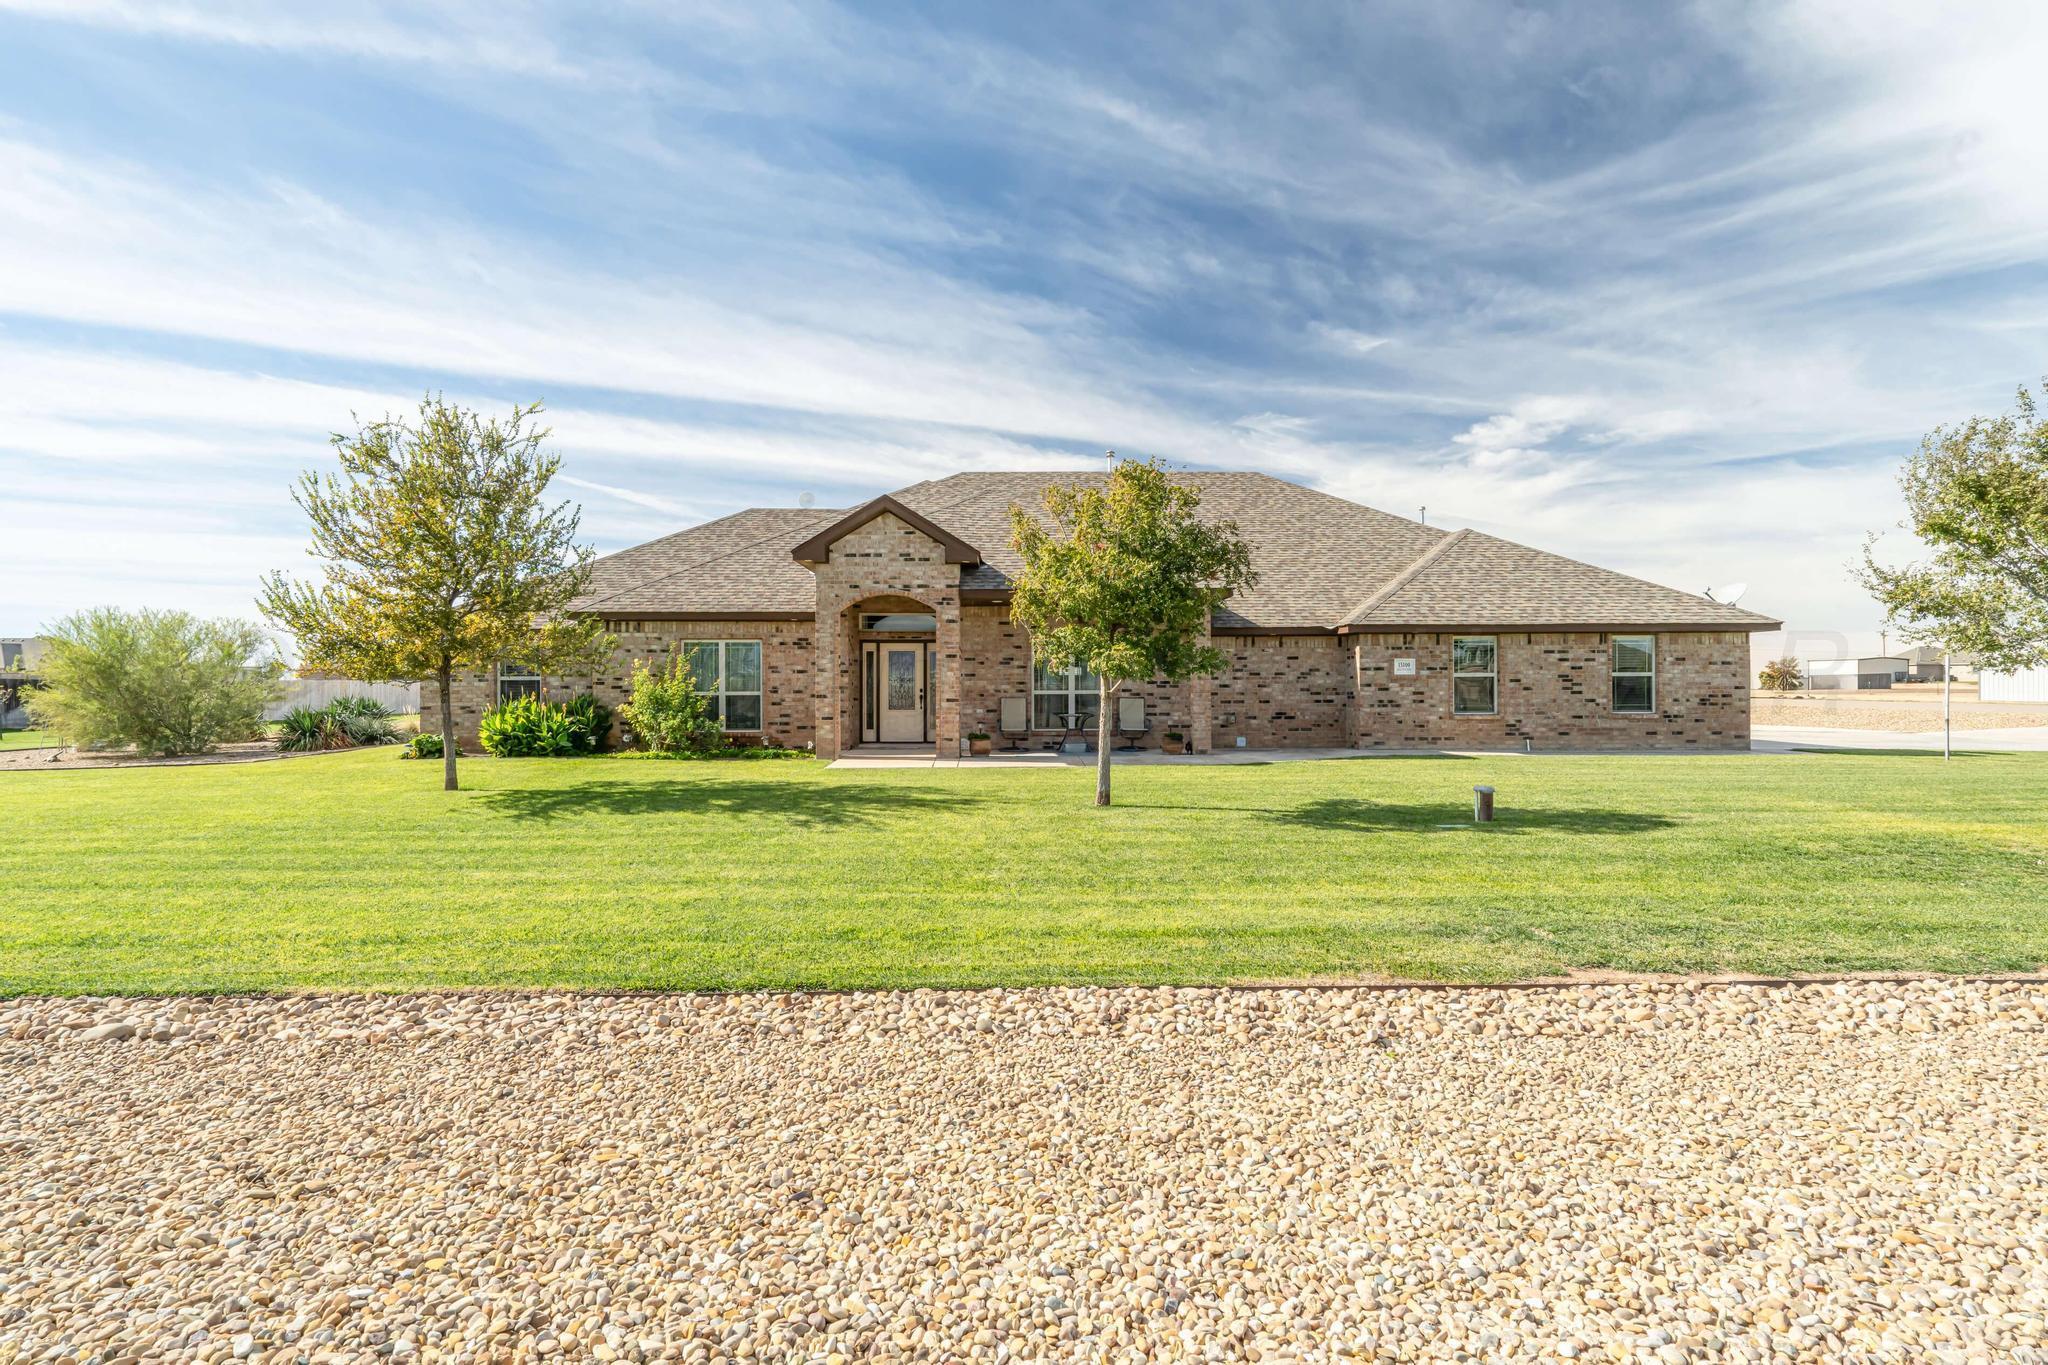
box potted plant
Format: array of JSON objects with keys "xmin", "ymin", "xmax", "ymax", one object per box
[
  {"xmin": 1162, "ymin": 730, "xmax": 1186, "ymax": 755},
  {"xmin": 966, "ymin": 731, "xmax": 993, "ymax": 757}
]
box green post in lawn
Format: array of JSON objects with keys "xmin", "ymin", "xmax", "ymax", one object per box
[
  {"xmin": 259, "ymin": 396, "xmax": 610, "ymax": 792},
  {"xmin": 1008, "ymin": 457, "xmax": 1256, "ymax": 807}
]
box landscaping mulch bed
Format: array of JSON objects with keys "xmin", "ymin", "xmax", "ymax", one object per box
[{"xmin": 0, "ymin": 740, "xmax": 317, "ymax": 771}]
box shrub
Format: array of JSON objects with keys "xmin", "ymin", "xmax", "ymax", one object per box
[
  {"xmin": 329, "ymin": 702, "xmax": 401, "ymax": 748},
  {"xmin": 561, "ymin": 694, "xmax": 613, "ymax": 752},
  {"xmin": 27, "ymin": 608, "xmax": 283, "ymax": 756},
  {"xmin": 277, "ymin": 705, "xmax": 346, "ymax": 752},
  {"xmin": 403, "ymin": 732, "xmax": 444, "ymax": 760},
  {"xmin": 1757, "ymin": 658, "xmax": 1804, "ymax": 692},
  {"xmin": 477, "ymin": 693, "xmax": 611, "ymax": 757},
  {"xmin": 275, "ymin": 697, "xmax": 404, "ymax": 752},
  {"xmin": 617, "ymin": 656, "xmax": 723, "ymax": 754}
]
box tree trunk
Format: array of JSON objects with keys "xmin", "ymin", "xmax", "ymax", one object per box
[
  {"xmin": 437, "ymin": 664, "xmax": 459, "ymax": 792},
  {"xmin": 1096, "ymin": 677, "xmax": 1113, "ymax": 807}
]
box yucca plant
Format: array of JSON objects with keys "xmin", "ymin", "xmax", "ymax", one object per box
[
  {"xmin": 331, "ymin": 707, "xmax": 401, "ymax": 746},
  {"xmin": 274, "ymin": 697, "xmax": 404, "ymax": 752},
  {"xmin": 276, "ymin": 705, "xmax": 345, "ymax": 752}
]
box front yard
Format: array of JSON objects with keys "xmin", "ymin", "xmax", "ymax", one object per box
[{"xmin": 4, "ymin": 749, "xmax": 2046, "ymax": 993}]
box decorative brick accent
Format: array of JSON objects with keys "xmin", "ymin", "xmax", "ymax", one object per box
[
  {"xmin": 1348, "ymin": 631, "xmax": 1751, "ymax": 750},
  {"xmin": 1209, "ymin": 634, "xmax": 1350, "ymax": 749}
]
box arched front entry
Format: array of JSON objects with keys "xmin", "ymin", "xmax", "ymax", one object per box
[{"xmin": 838, "ymin": 593, "xmax": 945, "ymax": 753}]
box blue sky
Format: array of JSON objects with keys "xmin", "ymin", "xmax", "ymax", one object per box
[{"xmin": 4, "ymin": 0, "xmax": 2046, "ymax": 649}]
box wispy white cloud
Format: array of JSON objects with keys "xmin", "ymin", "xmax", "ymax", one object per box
[{"xmin": 3, "ymin": 0, "xmax": 2045, "ymax": 637}]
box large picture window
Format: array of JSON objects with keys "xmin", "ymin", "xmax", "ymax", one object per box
[
  {"xmin": 1612, "ymin": 635, "xmax": 1656, "ymax": 713},
  {"xmin": 1032, "ymin": 657, "xmax": 1100, "ymax": 729},
  {"xmin": 1452, "ymin": 636, "xmax": 1497, "ymax": 716},
  {"xmin": 496, "ymin": 662, "xmax": 541, "ymax": 703},
  {"xmin": 682, "ymin": 640, "xmax": 764, "ymax": 730}
]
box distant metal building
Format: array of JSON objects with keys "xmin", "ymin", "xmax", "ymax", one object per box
[
  {"xmin": 1804, "ymin": 655, "xmax": 1909, "ymax": 690},
  {"xmin": 1896, "ymin": 645, "xmax": 1974, "ymax": 682},
  {"xmin": 1981, "ymin": 668, "xmax": 2048, "ymax": 704}
]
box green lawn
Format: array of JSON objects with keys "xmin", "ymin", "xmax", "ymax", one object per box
[
  {"xmin": 4, "ymin": 748, "xmax": 2046, "ymax": 993},
  {"xmin": 0, "ymin": 729, "xmax": 52, "ymax": 751}
]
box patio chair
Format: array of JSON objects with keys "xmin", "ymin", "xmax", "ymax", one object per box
[
  {"xmin": 1116, "ymin": 695, "xmax": 1149, "ymax": 751},
  {"xmin": 998, "ymin": 697, "xmax": 1030, "ymax": 751}
]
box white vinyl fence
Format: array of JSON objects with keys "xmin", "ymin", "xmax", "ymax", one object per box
[{"xmin": 265, "ymin": 679, "xmax": 420, "ymax": 720}]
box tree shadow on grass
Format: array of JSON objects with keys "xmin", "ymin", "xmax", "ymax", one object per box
[
  {"xmin": 470, "ymin": 778, "xmax": 983, "ymax": 827},
  {"xmin": 1268, "ymin": 797, "xmax": 1677, "ymax": 835}
]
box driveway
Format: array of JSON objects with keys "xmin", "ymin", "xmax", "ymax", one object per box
[
  {"xmin": 1753, "ymin": 724, "xmax": 2048, "ymax": 753},
  {"xmin": 5, "ymin": 982, "xmax": 2045, "ymax": 1362}
]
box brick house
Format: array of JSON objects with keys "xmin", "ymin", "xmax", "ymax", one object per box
[{"xmin": 423, "ymin": 471, "xmax": 1778, "ymax": 758}]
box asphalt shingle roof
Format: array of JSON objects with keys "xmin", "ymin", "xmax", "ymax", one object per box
[
  {"xmin": 572, "ymin": 506, "xmax": 838, "ymax": 614},
  {"xmin": 1342, "ymin": 528, "xmax": 1778, "ymax": 630},
  {"xmin": 568, "ymin": 471, "xmax": 1779, "ymax": 631},
  {"xmin": 890, "ymin": 471, "xmax": 1449, "ymax": 629}
]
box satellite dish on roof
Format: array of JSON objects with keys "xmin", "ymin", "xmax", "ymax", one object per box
[
  {"xmin": 798, "ymin": 491, "xmax": 816, "ymax": 508},
  {"xmin": 1704, "ymin": 581, "xmax": 1748, "ymax": 606}
]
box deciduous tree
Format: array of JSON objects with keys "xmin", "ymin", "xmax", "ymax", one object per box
[
  {"xmin": 1756, "ymin": 658, "xmax": 1804, "ymax": 692},
  {"xmin": 1859, "ymin": 384, "xmax": 2048, "ymax": 671},
  {"xmin": 259, "ymin": 397, "xmax": 608, "ymax": 791},
  {"xmin": 1008, "ymin": 458, "xmax": 1256, "ymax": 806}
]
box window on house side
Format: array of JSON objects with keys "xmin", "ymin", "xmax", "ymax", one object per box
[
  {"xmin": 1612, "ymin": 635, "xmax": 1655, "ymax": 713},
  {"xmin": 683, "ymin": 640, "xmax": 764, "ymax": 730},
  {"xmin": 1452, "ymin": 637, "xmax": 1496, "ymax": 715},
  {"xmin": 1032, "ymin": 656, "xmax": 1100, "ymax": 729},
  {"xmin": 497, "ymin": 662, "xmax": 542, "ymax": 703}
]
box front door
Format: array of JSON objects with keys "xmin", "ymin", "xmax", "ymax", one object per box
[{"xmin": 878, "ymin": 643, "xmax": 926, "ymax": 742}]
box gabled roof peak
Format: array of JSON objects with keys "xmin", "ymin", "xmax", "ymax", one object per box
[{"xmin": 789, "ymin": 495, "xmax": 981, "ymax": 567}]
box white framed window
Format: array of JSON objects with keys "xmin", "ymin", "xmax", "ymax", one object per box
[
  {"xmin": 1032, "ymin": 656, "xmax": 1100, "ymax": 729},
  {"xmin": 1612, "ymin": 635, "xmax": 1655, "ymax": 713},
  {"xmin": 1452, "ymin": 636, "xmax": 1497, "ymax": 715},
  {"xmin": 682, "ymin": 640, "xmax": 764, "ymax": 730},
  {"xmin": 497, "ymin": 662, "xmax": 542, "ymax": 703}
]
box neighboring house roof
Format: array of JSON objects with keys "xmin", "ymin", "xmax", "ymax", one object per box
[{"xmin": 569, "ymin": 470, "xmax": 1781, "ymax": 632}]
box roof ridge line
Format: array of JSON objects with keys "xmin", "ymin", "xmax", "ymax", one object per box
[
  {"xmin": 1339, "ymin": 528, "xmax": 1469, "ymax": 627},
  {"xmin": 580, "ymin": 511, "xmax": 839, "ymax": 610}
]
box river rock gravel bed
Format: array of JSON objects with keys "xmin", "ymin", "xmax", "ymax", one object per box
[{"xmin": 3, "ymin": 981, "xmax": 2045, "ymax": 1363}]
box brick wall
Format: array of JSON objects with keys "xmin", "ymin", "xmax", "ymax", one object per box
[
  {"xmin": 958, "ymin": 605, "xmax": 1201, "ymax": 749},
  {"xmin": 420, "ymin": 618, "xmax": 814, "ymax": 750},
  {"xmin": 1209, "ymin": 634, "xmax": 1351, "ymax": 749},
  {"xmin": 808, "ymin": 512, "xmax": 962, "ymax": 760},
  {"xmin": 1349, "ymin": 631, "xmax": 1750, "ymax": 751}
]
